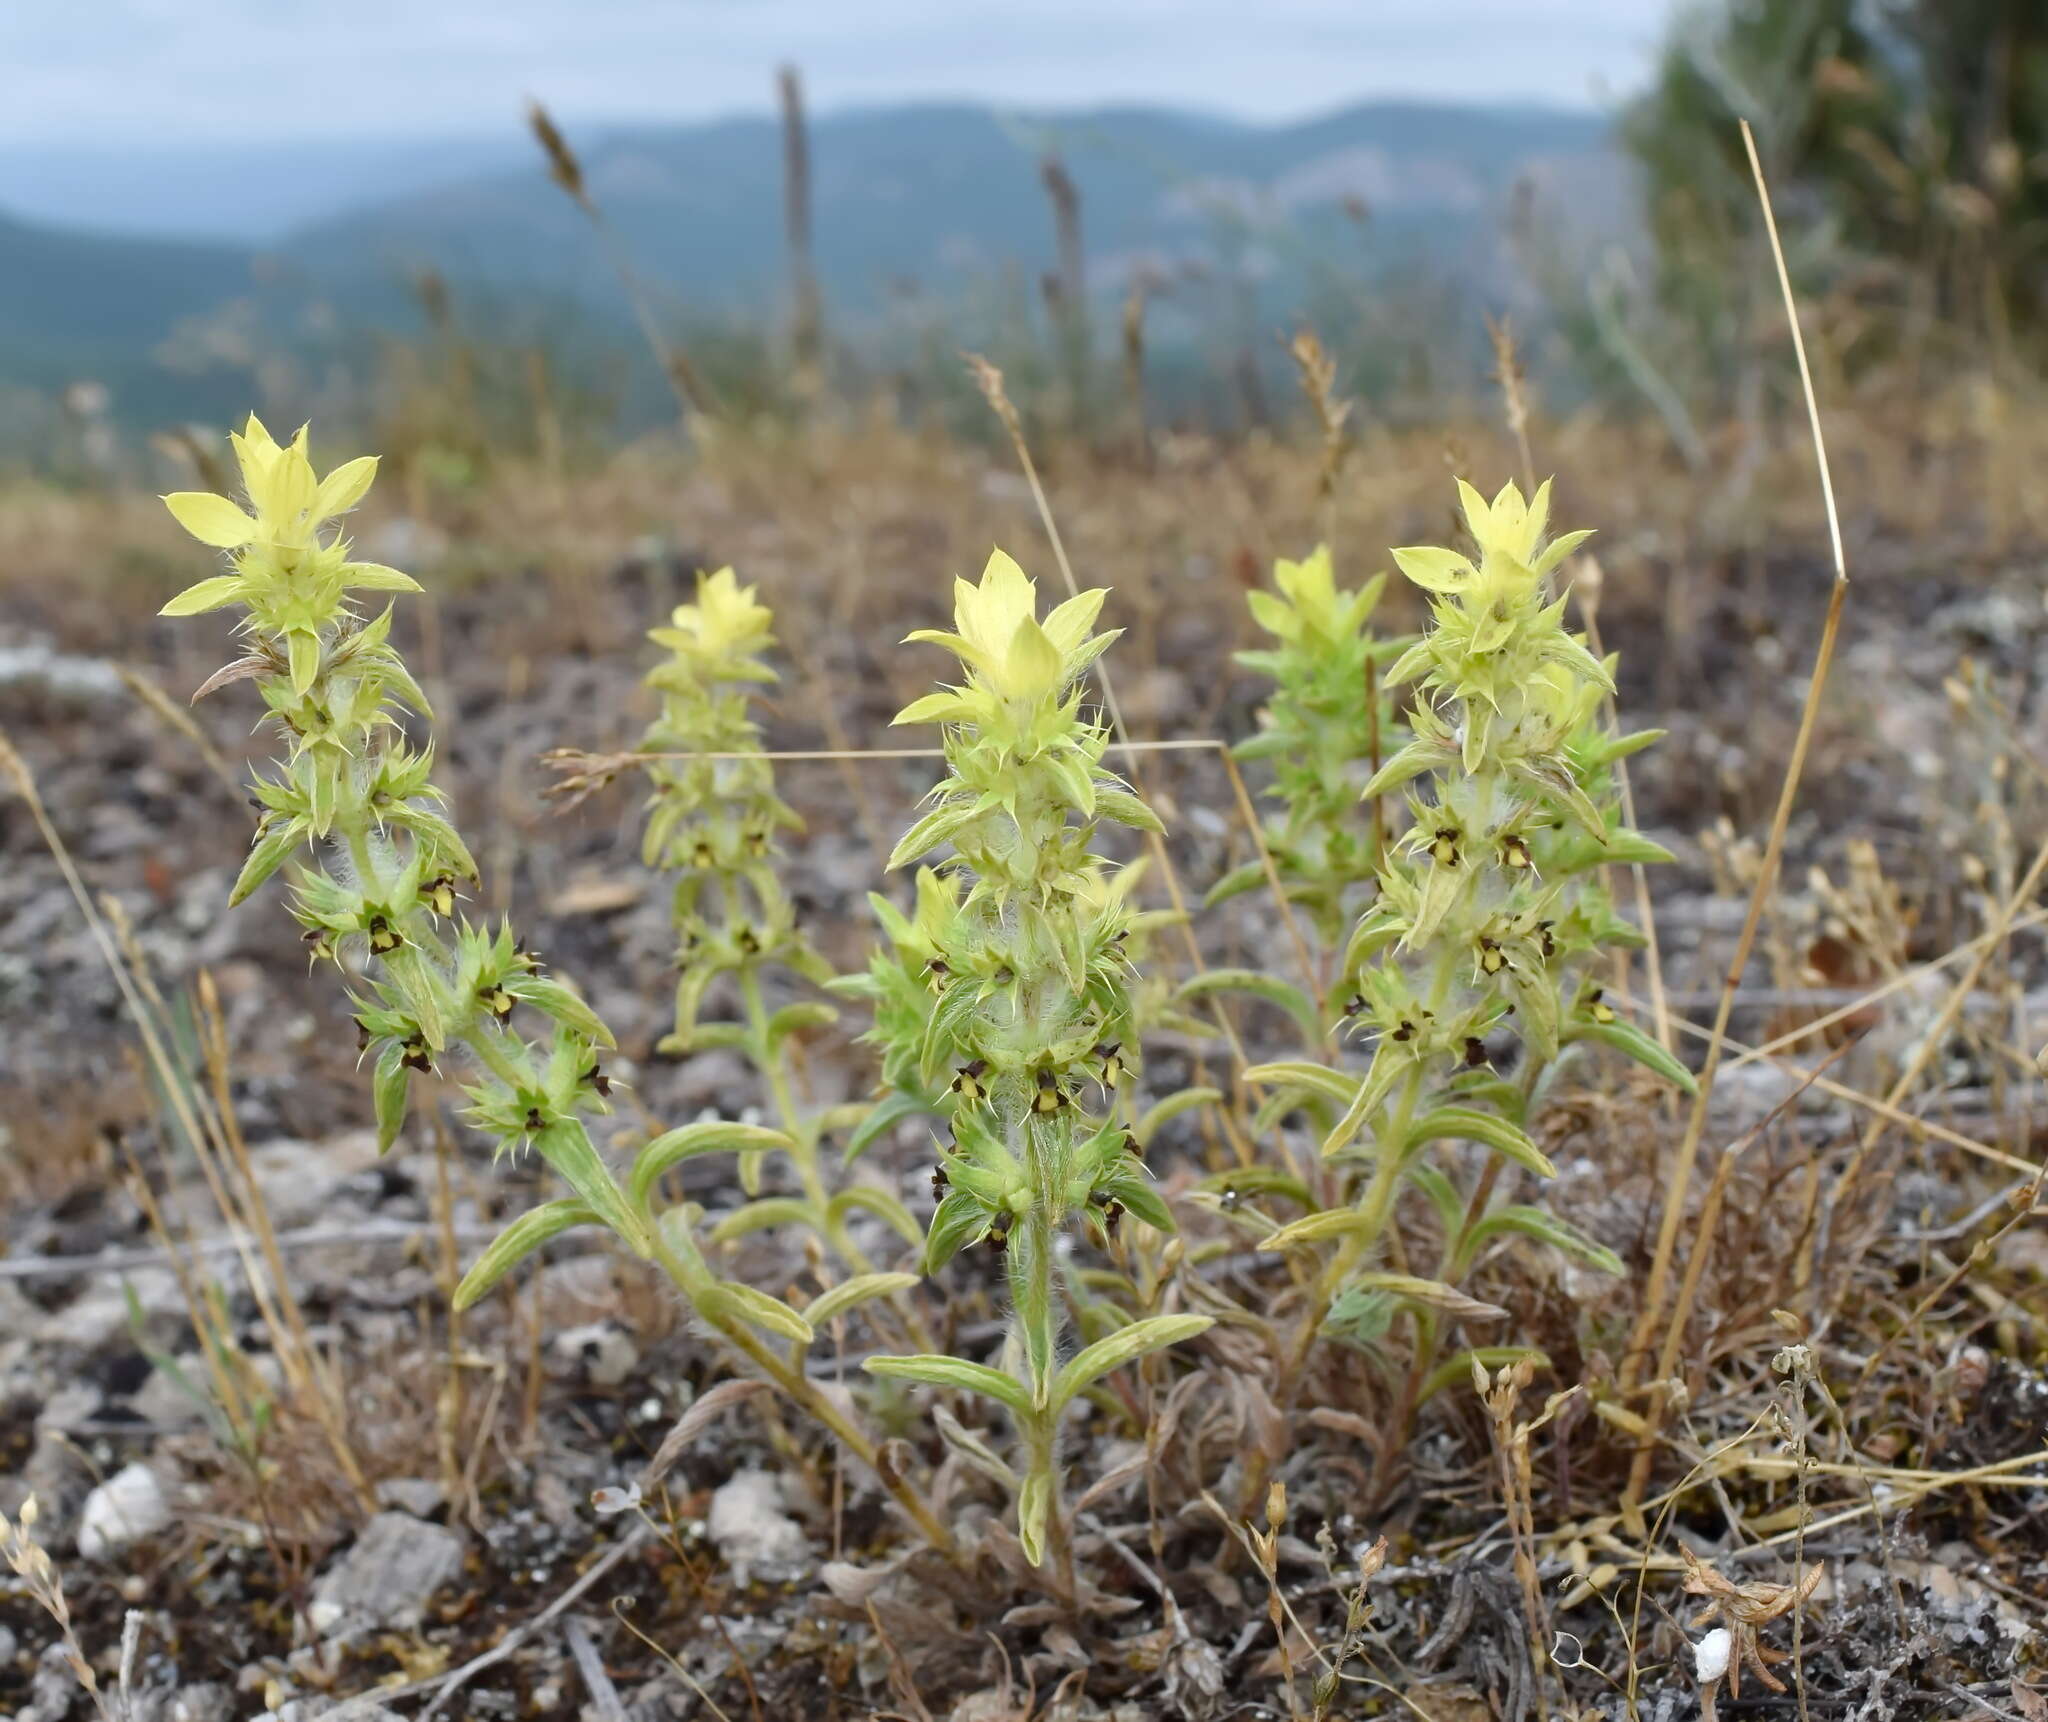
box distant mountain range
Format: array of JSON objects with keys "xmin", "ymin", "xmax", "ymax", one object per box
[{"xmin": 0, "ymin": 100, "xmax": 1629, "ymax": 435}]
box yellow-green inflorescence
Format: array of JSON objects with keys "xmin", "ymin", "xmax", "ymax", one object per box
[
  {"xmin": 1255, "ymin": 480, "xmax": 1694, "ymax": 1372},
  {"xmin": 639, "ymin": 568, "xmax": 833, "ymax": 1052},
  {"xmin": 637, "ymin": 568, "xmax": 922, "ymax": 1270},
  {"xmin": 862, "ymin": 551, "xmax": 1210, "ymax": 1580},
  {"xmin": 161, "ymin": 420, "xmax": 639, "ymax": 1244},
  {"xmin": 159, "ymin": 420, "xmax": 958, "ymax": 1555},
  {"xmin": 1213, "ymin": 544, "xmax": 1408, "ymax": 949}
]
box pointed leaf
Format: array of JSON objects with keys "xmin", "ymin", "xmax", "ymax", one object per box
[
  {"xmin": 372, "ymin": 1040, "xmax": 409, "ymax": 1154},
  {"xmin": 159, "ymin": 575, "xmax": 248, "ymax": 618},
  {"xmin": 931, "ymin": 1404, "xmax": 1017, "ymax": 1490},
  {"xmin": 454, "ymin": 1199, "xmax": 601, "ymax": 1310},
  {"xmin": 828, "ymin": 1185, "xmax": 925, "ymax": 1249},
  {"xmin": 163, "ymin": 491, "xmax": 258, "ymax": 548},
  {"xmin": 864, "ymin": 1354, "xmax": 1031, "ymax": 1418},
  {"xmin": 631, "ymin": 1121, "xmax": 794, "ymax": 1213},
  {"xmin": 707, "ymin": 1197, "xmax": 816, "ymax": 1245},
  {"xmin": 1177, "ymin": 970, "xmax": 1321, "ymax": 1043},
  {"xmin": 1458, "ymin": 1206, "xmax": 1625, "ymax": 1278},
  {"xmin": 804, "ymin": 1272, "xmax": 921, "ymax": 1328},
  {"xmin": 228, "ymin": 821, "xmax": 304, "ymax": 906},
  {"xmin": 1050, "ymin": 1314, "xmax": 1212, "ymax": 1410},
  {"xmin": 1403, "ymin": 1107, "xmax": 1557, "ymax": 1179},
  {"xmin": 704, "ymin": 1281, "xmax": 814, "ymax": 1345},
  {"xmin": 1570, "ymin": 1018, "xmax": 1698, "ymax": 1095},
  {"xmin": 1132, "ymin": 1086, "xmax": 1220, "ymax": 1149},
  {"xmin": 1349, "ymin": 1272, "xmax": 1505, "ymax": 1322},
  {"xmin": 1017, "ymin": 1469, "xmax": 1052, "ymax": 1566}
]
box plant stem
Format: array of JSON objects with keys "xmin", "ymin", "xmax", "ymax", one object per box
[{"xmin": 648, "ymin": 1231, "xmax": 955, "ymax": 1556}]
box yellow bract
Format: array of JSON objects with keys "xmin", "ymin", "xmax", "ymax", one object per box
[
  {"xmin": 651, "ymin": 567, "xmax": 776, "ymax": 666},
  {"xmin": 162, "ymin": 415, "xmax": 378, "ymax": 552},
  {"xmin": 899, "ymin": 548, "xmax": 1110, "ymax": 709},
  {"xmin": 1389, "ymin": 479, "xmax": 1591, "ymax": 602}
]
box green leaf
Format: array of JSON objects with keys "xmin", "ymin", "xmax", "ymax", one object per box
[
  {"xmin": 1243, "ymin": 1060, "xmax": 1360, "ymax": 1109},
  {"xmin": 864, "ymin": 1353, "xmax": 1031, "ymax": 1418},
  {"xmin": 1132, "ymin": 1086, "xmax": 1220, "ymax": 1149},
  {"xmin": 1094, "ymin": 1168, "xmax": 1175, "ymax": 1234},
  {"xmin": 1569, "ymin": 1018, "xmax": 1698, "ymax": 1095},
  {"xmin": 707, "ymin": 1197, "xmax": 816, "ymax": 1245},
  {"xmin": 1017, "ymin": 1469, "xmax": 1052, "ymax": 1566},
  {"xmin": 228, "ymin": 821, "xmax": 304, "ymax": 906},
  {"xmin": 1094, "ymin": 788, "xmax": 1163, "ymax": 833},
  {"xmin": 371, "ymin": 1041, "xmax": 409, "ymax": 1154},
  {"xmin": 804, "ymin": 1272, "xmax": 920, "ymax": 1328},
  {"xmin": 766, "ymin": 1002, "xmax": 837, "ymax": 1045},
  {"xmin": 454, "ymin": 1200, "xmax": 601, "ymax": 1310},
  {"xmin": 888, "ymin": 801, "xmax": 979, "ymax": 870},
  {"xmin": 1348, "ymin": 1272, "xmax": 1506, "ymax": 1322},
  {"xmin": 1177, "ymin": 970, "xmax": 1321, "ymax": 1043},
  {"xmin": 505, "ymin": 976, "xmax": 614, "ymax": 1049},
  {"xmin": 923, "ymin": 1188, "xmax": 990, "ymax": 1274},
  {"xmin": 1403, "ymin": 1107, "xmax": 1557, "ymax": 1179},
  {"xmin": 1604, "ymin": 830, "xmax": 1677, "ymax": 866},
  {"xmin": 703, "ymin": 1281, "xmax": 815, "ymax": 1345},
  {"xmin": 1201, "ymin": 860, "xmax": 1268, "ymax": 910},
  {"xmin": 1320, "ymin": 1041, "xmax": 1407, "ymax": 1157},
  {"xmin": 629, "ymin": 1121, "xmax": 793, "ymax": 1214},
  {"xmin": 1457, "ymin": 1206, "xmax": 1625, "ymax": 1278},
  {"xmin": 287, "ymin": 630, "xmax": 321, "ymax": 696},
  {"xmin": 828, "ymin": 1185, "xmax": 925, "ymax": 1248},
  {"xmin": 340, "ymin": 562, "xmax": 425, "ymax": 594},
  {"xmin": 932, "ymin": 1404, "xmax": 1017, "ymax": 1490},
  {"xmin": 1050, "ymin": 1314, "xmax": 1212, "ymax": 1410},
  {"xmin": 1404, "ymin": 1163, "xmax": 1467, "ymax": 1241},
  {"xmin": 842, "ymin": 1090, "xmax": 936, "ymax": 1164},
  {"xmin": 1195, "ymin": 1165, "xmax": 1315, "ymax": 1211},
  {"xmin": 529, "ymin": 1122, "xmax": 646, "ymax": 1253},
  {"xmin": 1360, "ymin": 738, "xmax": 1442, "ymax": 801},
  {"xmin": 1261, "ymin": 1208, "xmax": 1373, "ymax": 1250}
]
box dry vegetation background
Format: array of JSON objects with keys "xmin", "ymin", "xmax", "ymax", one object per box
[{"xmin": 4, "ymin": 7, "xmax": 2048, "ymax": 1719}]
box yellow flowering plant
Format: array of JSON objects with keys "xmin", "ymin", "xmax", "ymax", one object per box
[
  {"xmin": 1243, "ymin": 481, "xmax": 1694, "ymax": 1419},
  {"xmin": 861, "ymin": 551, "xmax": 1211, "ymax": 1592},
  {"xmin": 160, "ymin": 420, "xmax": 953, "ymax": 1553},
  {"xmin": 1208, "ymin": 544, "xmax": 1407, "ymax": 949},
  {"xmin": 636, "ymin": 569, "xmax": 919, "ymax": 1272}
]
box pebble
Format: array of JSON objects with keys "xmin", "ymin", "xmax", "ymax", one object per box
[
  {"xmin": 707, "ymin": 1468, "xmax": 810, "ymax": 1585},
  {"xmin": 77, "ymin": 1461, "xmax": 171, "ymax": 1559},
  {"xmin": 550, "ymin": 1320, "xmax": 639, "ymax": 1388},
  {"xmin": 308, "ymin": 1510, "xmax": 467, "ymax": 1639}
]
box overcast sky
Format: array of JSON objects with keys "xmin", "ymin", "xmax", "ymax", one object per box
[{"xmin": 2, "ymin": 0, "xmax": 1681, "ymax": 145}]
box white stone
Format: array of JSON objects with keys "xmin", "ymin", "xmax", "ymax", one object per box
[
  {"xmin": 707, "ymin": 1469, "xmax": 810, "ymax": 1585},
  {"xmin": 76, "ymin": 1463, "xmax": 170, "ymax": 1559},
  {"xmin": 308, "ymin": 1511, "xmax": 466, "ymax": 1639}
]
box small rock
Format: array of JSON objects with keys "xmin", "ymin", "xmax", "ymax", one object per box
[
  {"xmin": 166, "ymin": 1686, "xmax": 235, "ymax": 1722},
  {"xmin": 707, "ymin": 1469, "xmax": 810, "ymax": 1585},
  {"xmin": 77, "ymin": 1462, "xmax": 171, "ymax": 1559},
  {"xmin": 550, "ymin": 1321, "xmax": 639, "ymax": 1388},
  {"xmin": 308, "ymin": 1511, "xmax": 466, "ymax": 1639},
  {"xmin": 374, "ymin": 1477, "xmax": 445, "ymax": 1519}
]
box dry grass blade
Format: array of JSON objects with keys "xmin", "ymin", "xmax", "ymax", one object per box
[{"xmin": 1622, "ymin": 120, "xmax": 1852, "ymax": 1518}]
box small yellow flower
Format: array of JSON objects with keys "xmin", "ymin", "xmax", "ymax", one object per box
[
  {"xmin": 896, "ymin": 548, "xmax": 1115, "ymax": 716},
  {"xmin": 163, "ymin": 415, "xmax": 378, "ymax": 552},
  {"xmin": 649, "ymin": 567, "xmax": 777, "ymax": 671}
]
